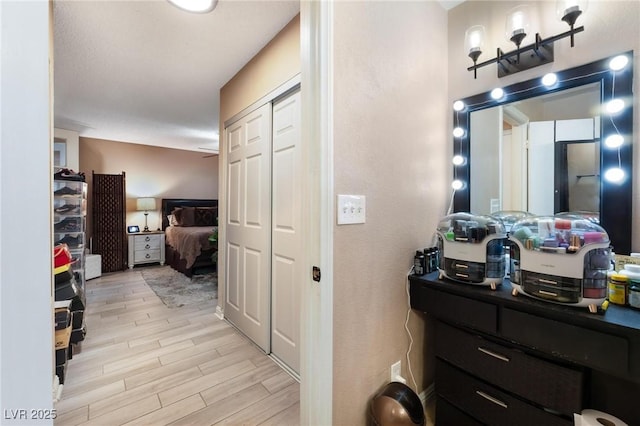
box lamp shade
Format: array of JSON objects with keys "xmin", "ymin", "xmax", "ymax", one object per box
[
  {"xmin": 557, "ymin": 0, "xmax": 588, "ymax": 26},
  {"xmin": 136, "ymin": 197, "xmax": 156, "ymax": 212},
  {"xmin": 505, "ymin": 5, "xmax": 530, "ymax": 45},
  {"xmin": 464, "ymin": 25, "xmax": 486, "ymax": 60}
]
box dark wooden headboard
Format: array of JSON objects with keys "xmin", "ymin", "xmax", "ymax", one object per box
[{"xmin": 161, "ymin": 199, "xmax": 218, "ymax": 230}]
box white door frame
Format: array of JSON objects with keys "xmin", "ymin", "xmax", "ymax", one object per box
[{"xmin": 300, "ymin": 1, "xmax": 334, "ymax": 424}]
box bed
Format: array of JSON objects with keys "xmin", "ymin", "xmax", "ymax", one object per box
[{"xmin": 161, "ymin": 199, "xmax": 218, "ymax": 277}]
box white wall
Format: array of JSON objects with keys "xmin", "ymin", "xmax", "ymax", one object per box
[
  {"xmin": 331, "ymin": 1, "xmax": 448, "ymax": 424},
  {"xmin": 0, "ymin": 1, "xmax": 54, "ymax": 423}
]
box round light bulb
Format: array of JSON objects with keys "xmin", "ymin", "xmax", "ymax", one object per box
[
  {"xmin": 453, "ymin": 127, "xmax": 465, "ymax": 138},
  {"xmin": 453, "ymin": 100, "xmax": 465, "ymax": 111},
  {"xmin": 452, "ymin": 180, "xmax": 464, "ymax": 190},
  {"xmin": 491, "ymin": 88, "xmax": 504, "ymax": 100},
  {"xmin": 604, "ymin": 167, "xmax": 625, "ymax": 183},
  {"xmin": 606, "ymin": 99, "xmax": 625, "ymax": 114},
  {"xmin": 452, "ymin": 155, "xmax": 465, "ymax": 166},
  {"xmin": 605, "ymin": 134, "xmax": 624, "ymax": 148},
  {"xmin": 542, "ymin": 73, "xmax": 558, "ymax": 87},
  {"xmin": 609, "ymin": 55, "xmax": 629, "ymax": 71}
]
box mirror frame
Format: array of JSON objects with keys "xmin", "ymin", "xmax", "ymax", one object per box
[{"xmin": 452, "ymin": 51, "xmax": 634, "ymax": 254}]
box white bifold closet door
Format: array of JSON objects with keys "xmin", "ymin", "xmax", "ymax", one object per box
[
  {"xmin": 270, "ymin": 90, "xmax": 301, "ymax": 373},
  {"xmin": 224, "ymin": 88, "xmax": 301, "ymax": 374},
  {"xmin": 225, "ymin": 103, "xmax": 272, "ymax": 352}
]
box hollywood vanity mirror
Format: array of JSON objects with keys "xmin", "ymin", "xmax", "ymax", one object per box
[{"xmin": 452, "ymin": 51, "xmax": 634, "ymax": 254}]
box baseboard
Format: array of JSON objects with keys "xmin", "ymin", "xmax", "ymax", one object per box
[
  {"xmin": 420, "ymin": 383, "xmax": 435, "ymax": 407},
  {"xmin": 215, "ymin": 305, "xmax": 224, "ymax": 320}
]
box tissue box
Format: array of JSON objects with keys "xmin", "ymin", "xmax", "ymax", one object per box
[{"xmin": 86, "ymin": 254, "xmax": 101, "ymax": 280}]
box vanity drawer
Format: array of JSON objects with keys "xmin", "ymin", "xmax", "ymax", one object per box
[
  {"xmin": 436, "ymin": 359, "xmax": 572, "ymax": 426},
  {"xmin": 502, "ymin": 308, "xmax": 629, "ymax": 376},
  {"xmin": 436, "ymin": 321, "xmax": 584, "ymax": 416},
  {"xmin": 436, "ymin": 397, "xmax": 483, "ymax": 426},
  {"xmin": 418, "ymin": 285, "xmax": 497, "ymax": 334}
]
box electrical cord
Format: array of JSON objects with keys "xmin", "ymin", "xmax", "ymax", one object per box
[{"xmin": 405, "ymin": 265, "xmax": 418, "ymax": 391}]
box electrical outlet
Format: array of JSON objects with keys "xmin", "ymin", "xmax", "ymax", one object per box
[{"xmin": 390, "ymin": 360, "xmax": 402, "ymax": 382}]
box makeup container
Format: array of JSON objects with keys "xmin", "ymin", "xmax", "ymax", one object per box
[
  {"xmin": 508, "ymin": 216, "xmax": 611, "ymax": 312},
  {"xmin": 436, "ymin": 213, "xmax": 507, "ymax": 289}
]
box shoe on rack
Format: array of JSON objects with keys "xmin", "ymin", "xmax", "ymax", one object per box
[
  {"xmin": 54, "ymin": 218, "xmax": 80, "ymax": 232},
  {"xmin": 54, "ymin": 168, "xmax": 86, "ymax": 182},
  {"xmin": 54, "ymin": 186, "xmax": 81, "ymax": 197},
  {"xmin": 53, "ymin": 244, "xmax": 78, "ymax": 275},
  {"xmin": 54, "ymin": 204, "xmax": 79, "ymax": 214},
  {"xmin": 54, "ymin": 269, "xmax": 73, "ymax": 286},
  {"xmin": 55, "ymin": 234, "xmax": 82, "ymax": 248}
]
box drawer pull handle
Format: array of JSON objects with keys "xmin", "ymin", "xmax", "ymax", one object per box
[
  {"xmin": 478, "ymin": 346, "xmax": 510, "ymax": 362},
  {"xmin": 539, "ymin": 290, "xmax": 558, "ymax": 297},
  {"xmin": 455, "ymin": 273, "xmax": 469, "ymax": 278},
  {"xmin": 145, "ymin": 236, "xmax": 151, "ymax": 242},
  {"xmin": 454, "ymin": 263, "xmax": 469, "ymax": 269},
  {"xmin": 475, "ymin": 390, "xmax": 508, "ymax": 409},
  {"xmin": 538, "ymin": 278, "xmax": 557, "ymax": 285},
  {"xmin": 145, "ymin": 254, "xmax": 151, "ymax": 259},
  {"xmin": 145, "ymin": 244, "xmax": 150, "ymax": 249}
]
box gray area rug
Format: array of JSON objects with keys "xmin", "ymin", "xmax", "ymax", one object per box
[{"xmin": 140, "ymin": 266, "xmax": 217, "ymax": 308}]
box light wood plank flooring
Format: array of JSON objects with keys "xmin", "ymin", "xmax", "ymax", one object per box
[{"xmin": 55, "ymin": 268, "xmax": 299, "ymax": 426}]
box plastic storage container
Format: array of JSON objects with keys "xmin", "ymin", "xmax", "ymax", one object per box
[
  {"xmin": 436, "ymin": 213, "xmax": 507, "ymax": 288},
  {"xmin": 509, "ymin": 216, "xmax": 611, "ymax": 311},
  {"xmin": 491, "ymin": 210, "xmax": 535, "ymax": 232}
]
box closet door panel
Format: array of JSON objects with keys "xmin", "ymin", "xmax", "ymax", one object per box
[
  {"xmin": 271, "ymin": 90, "xmax": 302, "ymax": 373},
  {"xmin": 224, "ymin": 103, "xmax": 272, "ymax": 353}
]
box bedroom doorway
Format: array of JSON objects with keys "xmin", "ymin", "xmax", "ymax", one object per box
[{"xmin": 224, "ymin": 85, "xmax": 302, "ymax": 375}]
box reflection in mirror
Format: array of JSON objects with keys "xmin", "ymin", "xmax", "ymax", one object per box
[
  {"xmin": 453, "ymin": 52, "xmax": 634, "ymax": 254},
  {"xmin": 470, "ymin": 83, "xmax": 600, "ymax": 216},
  {"xmin": 53, "ymin": 140, "xmax": 67, "ymax": 167}
]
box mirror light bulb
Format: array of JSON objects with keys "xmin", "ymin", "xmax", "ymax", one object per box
[
  {"xmin": 604, "ymin": 167, "xmax": 625, "ymax": 183},
  {"xmin": 606, "ymin": 99, "xmax": 625, "ymax": 114},
  {"xmin": 491, "ymin": 88, "xmax": 505, "ymax": 100},
  {"xmin": 452, "ymin": 180, "xmax": 464, "ymax": 190},
  {"xmin": 605, "ymin": 134, "xmax": 624, "ymax": 148},
  {"xmin": 453, "ymin": 127, "xmax": 465, "ymax": 138},
  {"xmin": 453, "ymin": 101, "xmax": 465, "ymax": 111},
  {"xmin": 609, "ymin": 55, "xmax": 629, "ymax": 71},
  {"xmin": 542, "ymin": 73, "xmax": 558, "ymax": 87},
  {"xmin": 452, "ymin": 155, "xmax": 465, "ymax": 166}
]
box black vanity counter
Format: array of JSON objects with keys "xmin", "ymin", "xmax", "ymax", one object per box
[{"xmin": 410, "ymin": 272, "xmax": 640, "ymax": 425}]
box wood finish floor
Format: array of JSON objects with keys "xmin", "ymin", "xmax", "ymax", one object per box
[{"xmin": 55, "ymin": 268, "xmax": 300, "ymax": 426}]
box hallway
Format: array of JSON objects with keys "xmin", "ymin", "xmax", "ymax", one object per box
[{"xmin": 55, "ymin": 268, "xmax": 299, "ymax": 425}]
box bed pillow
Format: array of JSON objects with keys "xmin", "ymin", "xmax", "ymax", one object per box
[
  {"xmin": 167, "ymin": 214, "xmax": 179, "ymax": 226},
  {"xmin": 194, "ymin": 206, "xmax": 218, "ymax": 227},
  {"xmin": 172, "ymin": 206, "xmax": 195, "ymax": 226}
]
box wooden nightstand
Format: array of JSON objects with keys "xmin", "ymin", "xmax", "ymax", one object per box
[{"xmin": 128, "ymin": 231, "xmax": 165, "ymax": 269}]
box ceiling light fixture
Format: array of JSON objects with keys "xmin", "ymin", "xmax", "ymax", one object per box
[
  {"xmin": 167, "ymin": 0, "xmax": 218, "ymax": 13},
  {"xmin": 465, "ymin": 0, "xmax": 588, "ymax": 78}
]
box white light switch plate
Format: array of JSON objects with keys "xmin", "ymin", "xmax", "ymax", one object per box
[{"xmin": 337, "ymin": 194, "xmax": 366, "ymax": 225}]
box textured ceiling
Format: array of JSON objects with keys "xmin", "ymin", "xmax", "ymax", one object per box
[{"xmin": 53, "ymin": 0, "xmax": 300, "ymax": 153}]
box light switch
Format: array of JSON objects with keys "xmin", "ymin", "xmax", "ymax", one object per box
[{"xmin": 337, "ymin": 194, "xmax": 366, "ymax": 225}]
